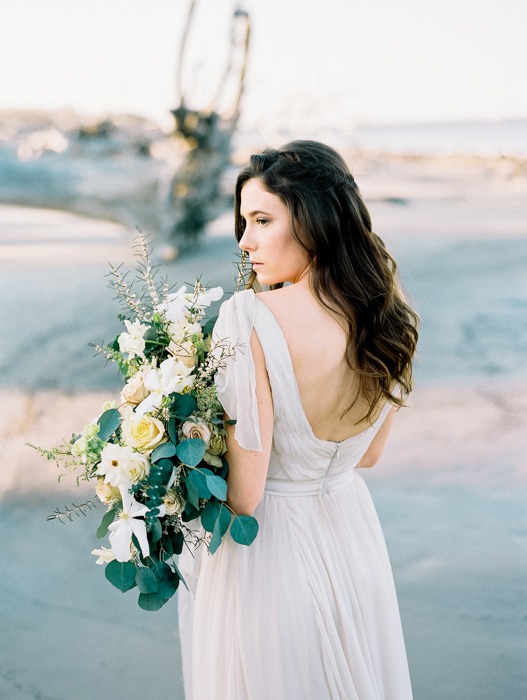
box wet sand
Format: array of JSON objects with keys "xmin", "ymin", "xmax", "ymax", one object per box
[{"xmin": 1, "ymin": 155, "xmax": 526, "ymax": 699}]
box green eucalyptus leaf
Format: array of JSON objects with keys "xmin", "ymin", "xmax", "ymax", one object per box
[
  {"xmin": 135, "ymin": 566, "xmax": 159, "ymax": 594},
  {"xmin": 97, "ymin": 409, "xmax": 121, "ymax": 442},
  {"xmin": 138, "ymin": 592, "xmax": 169, "ymax": 611},
  {"xmin": 201, "ymin": 498, "xmax": 221, "ymax": 533},
  {"xmin": 172, "ymin": 530, "xmax": 184, "ymax": 555},
  {"xmin": 185, "ymin": 476, "xmax": 200, "ymax": 509},
  {"xmin": 182, "ymin": 503, "xmax": 200, "ymax": 521},
  {"xmin": 105, "ymin": 560, "xmax": 137, "ymax": 592},
  {"xmin": 170, "ymin": 394, "xmax": 197, "ymax": 419},
  {"xmin": 209, "ymin": 524, "xmax": 222, "ymax": 555},
  {"xmin": 217, "ymin": 504, "xmax": 232, "ymax": 536},
  {"xmin": 176, "ymin": 438, "xmax": 206, "ymax": 467},
  {"xmin": 230, "ymin": 515, "xmax": 259, "ymax": 546},
  {"xmin": 96, "ymin": 506, "xmax": 118, "ymax": 539},
  {"xmin": 153, "ymin": 564, "xmax": 179, "ymax": 599},
  {"xmin": 209, "ymin": 505, "xmax": 232, "ymax": 555},
  {"xmin": 151, "ymin": 441, "xmax": 177, "ymax": 462},
  {"xmin": 205, "ymin": 473, "xmax": 228, "ymax": 501},
  {"xmin": 163, "ymin": 536, "xmax": 174, "ymax": 558},
  {"xmin": 148, "ymin": 517, "xmax": 163, "ymax": 543},
  {"xmin": 187, "ymin": 468, "xmax": 212, "ymax": 500},
  {"xmin": 168, "ymin": 418, "xmax": 178, "ymax": 445},
  {"xmin": 157, "ymin": 459, "xmax": 174, "ymax": 481}
]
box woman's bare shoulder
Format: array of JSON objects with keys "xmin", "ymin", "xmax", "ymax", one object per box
[{"xmin": 255, "ymin": 284, "xmax": 314, "ymax": 315}]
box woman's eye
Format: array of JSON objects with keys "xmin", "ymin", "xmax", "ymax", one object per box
[{"xmin": 256, "ymin": 218, "xmax": 269, "ymax": 226}]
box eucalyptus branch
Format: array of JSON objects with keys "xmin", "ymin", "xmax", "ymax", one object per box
[{"xmin": 47, "ymin": 499, "xmax": 99, "ymax": 523}]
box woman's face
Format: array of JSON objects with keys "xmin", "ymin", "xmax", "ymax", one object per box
[{"xmin": 238, "ymin": 178, "xmax": 311, "ymax": 285}]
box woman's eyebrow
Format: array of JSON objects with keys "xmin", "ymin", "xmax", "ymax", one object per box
[{"xmin": 242, "ymin": 209, "xmax": 272, "ymax": 218}]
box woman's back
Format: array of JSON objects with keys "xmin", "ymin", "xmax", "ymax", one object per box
[{"xmin": 257, "ymin": 282, "xmax": 383, "ymax": 442}]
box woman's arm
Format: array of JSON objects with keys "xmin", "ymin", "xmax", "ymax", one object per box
[
  {"xmin": 224, "ymin": 329, "xmax": 274, "ymax": 516},
  {"xmin": 356, "ymin": 406, "xmax": 397, "ymax": 468}
]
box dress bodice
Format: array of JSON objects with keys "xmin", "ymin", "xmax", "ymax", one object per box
[{"xmin": 213, "ymin": 290, "xmax": 392, "ymax": 490}]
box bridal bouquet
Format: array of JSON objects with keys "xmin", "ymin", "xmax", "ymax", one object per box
[{"xmin": 32, "ymin": 237, "xmax": 257, "ymax": 611}]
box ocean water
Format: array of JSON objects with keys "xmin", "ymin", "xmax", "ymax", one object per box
[
  {"xmin": 349, "ymin": 119, "xmax": 527, "ymax": 157},
  {"xmin": 396, "ymin": 237, "xmax": 527, "ymax": 384}
]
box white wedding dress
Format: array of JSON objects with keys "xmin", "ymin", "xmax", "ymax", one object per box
[{"xmin": 178, "ymin": 289, "xmax": 413, "ymax": 700}]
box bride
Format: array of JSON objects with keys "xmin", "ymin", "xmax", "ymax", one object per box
[{"xmin": 178, "ymin": 140, "xmax": 419, "ymax": 699}]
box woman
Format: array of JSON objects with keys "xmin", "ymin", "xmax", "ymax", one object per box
[{"xmin": 178, "ymin": 140, "xmax": 419, "ymax": 699}]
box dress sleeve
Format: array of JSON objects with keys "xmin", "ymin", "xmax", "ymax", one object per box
[{"xmin": 212, "ymin": 289, "xmax": 263, "ymax": 452}]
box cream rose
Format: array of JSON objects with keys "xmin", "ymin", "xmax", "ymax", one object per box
[
  {"xmin": 122, "ymin": 413, "xmax": 167, "ymax": 454},
  {"xmin": 163, "ymin": 488, "xmax": 186, "ymax": 516},
  {"xmin": 125, "ymin": 452, "xmax": 150, "ymax": 483},
  {"xmin": 168, "ymin": 338, "xmax": 198, "ymax": 369},
  {"xmin": 208, "ymin": 431, "xmax": 226, "ymax": 456},
  {"xmin": 203, "ymin": 430, "xmax": 227, "ymax": 468},
  {"xmin": 182, "ymin": 419, "xmax": 211, "ymax": 446},
  {"xmin": 95, "ymin": 477, "xmax": 121, "ymax": 504},
  {"xmin": 121, "ymin": 371, "xmax": 149, "ymax": 406}
]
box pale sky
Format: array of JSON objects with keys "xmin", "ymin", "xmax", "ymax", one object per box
[{"xmin": 2, "ymin": 0, "xmax": 526, "ymax": 131}]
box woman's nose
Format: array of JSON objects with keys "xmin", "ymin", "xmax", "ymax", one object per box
[{"xmin": 238, "ymin": 229, "xmax": 255, "ymax": 252}]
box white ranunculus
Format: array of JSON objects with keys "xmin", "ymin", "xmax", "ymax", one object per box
[{"xmin": 118, "ymin": 319, "xmax": 149, "ymax": 359}]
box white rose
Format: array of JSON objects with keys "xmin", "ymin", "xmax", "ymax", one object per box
[
  {"xmin": 121, "ymin": 371, "xmax": 150, "ymax": 406},
  {"xmin": 163, "ymin": 488, "xmax": 185, "ymax": 516},
  {"xmin": 182, "ymin": 419, "xmax": 211, "ymax": 446}
]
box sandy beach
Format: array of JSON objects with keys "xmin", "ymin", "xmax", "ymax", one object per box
[{"xmin": 1, "ymin": 153, "xmax": 526, "ymax": 699}]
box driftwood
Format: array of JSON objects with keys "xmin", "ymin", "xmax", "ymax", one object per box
[{"xmin": 166, "ymin": 2, "xmax": 251, "ymax": 254}]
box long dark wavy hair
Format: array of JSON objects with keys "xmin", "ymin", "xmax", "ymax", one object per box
[{"xmin": 234, "ymin": 140, "xmax": 419, "ymax": 422}]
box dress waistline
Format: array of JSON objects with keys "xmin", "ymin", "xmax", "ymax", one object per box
[{"xmin": 264, "ymin": 468, "xmax": 358, "ymax": 496}]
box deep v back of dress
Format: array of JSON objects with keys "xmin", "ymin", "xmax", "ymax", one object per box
[{"xmin": 178, "ymin": 289, "xmax": 413, "ymax": 700}]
